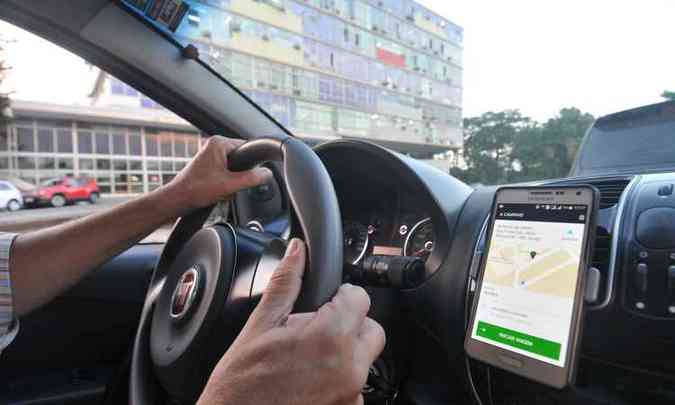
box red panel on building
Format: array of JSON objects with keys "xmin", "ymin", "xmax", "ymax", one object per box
[{"xmin": 376, "ymin": 47, "xmax": 406, "ymax": 68}]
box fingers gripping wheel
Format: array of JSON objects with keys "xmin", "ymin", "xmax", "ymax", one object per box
[
  {"xmin": 130, "ymin": 137, "xmax": 343, "ymax": 404},
  {"xmin": 228, "ymin": 138, "xmax": 343, "ymax": 311}
]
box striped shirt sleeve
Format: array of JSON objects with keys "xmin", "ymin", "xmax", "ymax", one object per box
[{"xmin": 0, "ymin": 232, "xmax": 18, "ymax": 352}]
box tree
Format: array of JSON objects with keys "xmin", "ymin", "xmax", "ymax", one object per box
[
  {"xmin": 450, "ymin": 108, "xmax": 594, "ymax": 185},
  {"xmin": 662, "ymin": 90, "xmax": 675, "ymax": 101},
  {"xmin": 511, "ymin": 107, "xmax": 594, "ymax": 181},
  {"xmin": 449, "ymin": 110, "xmax": 532, "ymax": 185}
]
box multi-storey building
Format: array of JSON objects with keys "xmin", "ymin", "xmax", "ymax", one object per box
[
  {"xmin": 0, "ymin": 0, "xmax": 462, "ymax": 194},
  {"xmin": 174, "ymin": 0, "xmax": 463, "ymax": 154}
]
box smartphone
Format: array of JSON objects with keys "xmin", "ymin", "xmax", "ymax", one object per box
[{"xmin": 465, "ymin": 186, "xmax": 598, "ymax": 388}]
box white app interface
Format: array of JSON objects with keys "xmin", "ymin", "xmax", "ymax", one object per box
[{"xmin": 471, "ymin": 203, "xmax": 587, "ymax": 367}]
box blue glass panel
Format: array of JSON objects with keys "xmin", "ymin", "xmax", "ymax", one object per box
[
  {"xmin": 111, "ymin": 79, "xmax": 126, "ymax": 95},
  {"xmin": 318, "ymin": 75, "xmax": 331, "ymax": 102}
]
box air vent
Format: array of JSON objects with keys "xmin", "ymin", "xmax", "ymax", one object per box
[
  {"xmin": 586, "ymin": 179, "xmax": 631, "ymax": 209},
  {"xmin": 592, "ymin": 226, "xmax": 611, "ymax": 273}
]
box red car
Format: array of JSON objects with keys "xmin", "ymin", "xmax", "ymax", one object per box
[{"xmin": 26, "ymin": 177, "xmax": 100, "ymax": 208}]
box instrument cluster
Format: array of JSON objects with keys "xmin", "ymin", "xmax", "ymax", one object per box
[{"xmin": 343, "ymin": 210, "xmax": 436, "ymax": 266}]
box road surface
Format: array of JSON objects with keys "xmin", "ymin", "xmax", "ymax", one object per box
[{"xmin": 0, "ymin": 195, "xmax": 172, "ymax": 242}]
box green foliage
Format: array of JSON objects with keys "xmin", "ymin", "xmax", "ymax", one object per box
[
  {"xmin": 449, "ymin": 110, "xmax": 532, "ymax": 185},
  {"xmin": 662, "ymin": 90, "xmax": 675, "ymax": 101},
  {"xmin": 450, "ymin": 108, "xmax": 594, "ymax": 185}
]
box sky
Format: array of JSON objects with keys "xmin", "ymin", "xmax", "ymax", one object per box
[
  {"xmin": 1, "ymin": 1, "xmax": 674, "ymax": 121},
  {"xmin": 417, "ymin": 0, "xmax": 675, "ymax": 120}
]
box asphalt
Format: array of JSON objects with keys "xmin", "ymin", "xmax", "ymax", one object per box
[
  {"xmin": 0, "ymin": 195, "xmax": 131, "ymax": 230},
  {"xmin": 0, "ymin": 196, "xmax": 170, "ymax": 244}
]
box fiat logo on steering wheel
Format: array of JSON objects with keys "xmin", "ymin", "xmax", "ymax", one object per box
[{"xmin": 170, "ymin": 266, "xmax": 200, "ymax": 320}]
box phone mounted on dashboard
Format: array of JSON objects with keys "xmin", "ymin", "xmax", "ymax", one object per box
[{"xmin": 465, "ymin": 185, "xmax": 599, "ymax": 389}]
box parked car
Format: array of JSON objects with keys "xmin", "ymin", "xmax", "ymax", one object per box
[
  {"xmin": 0, "ymin": 180, "xmax": 23, "ymax": 212},
  {"xmin": 32, "ymin": 177, "xmax": 100, "ymax": 208},
  {"xmin": 6, "ymin": 177, "xmax": 40, "ymax": 209}
]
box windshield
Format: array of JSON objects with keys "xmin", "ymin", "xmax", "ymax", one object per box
[{"xmin": 125, "ymin": 0, "xmax": 674, "ymax": 186}]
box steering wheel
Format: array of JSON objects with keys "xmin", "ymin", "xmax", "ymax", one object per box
[{"xmin": 129, "ymin": 137, "xmax": 343, "ymax": 404}]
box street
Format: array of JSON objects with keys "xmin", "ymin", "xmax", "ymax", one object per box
[{"xmin": 0, "ymin": 196, "xmax": 173, "ymax": 243}]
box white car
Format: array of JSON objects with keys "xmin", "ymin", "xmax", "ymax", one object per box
[{"xmin": 0, "ymin": 181, "xmax": 23, "ymax": 212}]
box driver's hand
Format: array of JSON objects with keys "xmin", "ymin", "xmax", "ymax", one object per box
[
  {"xmin": 164, "ymin": 135, "xmax": 271, "ymax": 215},
  {"xmin": 197, "ymin": 238, "xmax": 386, "ymax": 405}
]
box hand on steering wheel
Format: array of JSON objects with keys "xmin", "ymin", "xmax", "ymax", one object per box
[
  {"xmin": 198, "ymin": 238, "xmax": 386, "ymax": 405},
  {"xmin": 131, "ymin": 135, "xmax": 381, "ymax": 404},
  {"xmin": 162, "ymin": 136, "xmax": 272, "ymax": 216}
]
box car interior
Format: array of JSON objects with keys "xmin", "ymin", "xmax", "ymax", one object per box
[{"xmin": 1, "ymin": 1, "xmax": 675, "ymax": 405}]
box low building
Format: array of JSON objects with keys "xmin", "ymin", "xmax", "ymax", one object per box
[{"xmin": 0, "ymin": 95, "xmax": 202, "ymax": 194}]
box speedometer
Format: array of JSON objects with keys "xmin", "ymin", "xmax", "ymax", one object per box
[
  {"xmin": 343, "ymin": 221, "xmax": 369, "ymax": 265},
  {"xmin": 404, "ymin": 218, "xmax": 435, "ymax": 261}
]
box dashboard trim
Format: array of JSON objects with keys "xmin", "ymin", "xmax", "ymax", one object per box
[
  {"xmin": 592, "ymin": 175, "xmax": 640, "ymax": 310},
  {"xmin": 403, "ymin": 217, "xmax": 432, "ymax": 258},
  {"xmin": 468, "ymin": 216, "xmax": 490, "ymax": 293}
]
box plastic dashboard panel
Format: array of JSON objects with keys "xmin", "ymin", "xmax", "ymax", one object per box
[{"xmin": 315, "ymin": 139, "xmax": 481, "ymax": 359}]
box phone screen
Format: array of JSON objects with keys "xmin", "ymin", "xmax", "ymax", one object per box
[{"xmin": 470, "ymin": 202, "xmax": 589, "ymax": 367}]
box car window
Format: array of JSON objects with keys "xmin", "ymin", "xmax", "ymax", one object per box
[
  {"xmin": 40, "ymin": 179, "xmax": 61, "ymax": 187},
  {"xmin": 0, "ymin": 20, "xmax": 208, "ymax": 242},
  {"xmin": 0, "ymin": 182, "xmax": 10, "ymax": 191}
]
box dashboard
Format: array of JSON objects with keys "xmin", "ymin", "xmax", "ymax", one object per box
[
  {"xmin": 340, "ymin": 182, "xmax": 435, "ymax": 266},
  {"xmin": 311, "ymin": 139, "xmax": 675, "ymax": 405}
]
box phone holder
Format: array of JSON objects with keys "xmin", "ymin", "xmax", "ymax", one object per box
[{"xmin": 585, "ymin": 267, "xmax": 601, "ymax": 304}]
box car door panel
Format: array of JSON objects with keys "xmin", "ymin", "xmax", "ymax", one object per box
[{"xmin": 0, "ymin": 244, "xmax": 161, "ymax": 404}]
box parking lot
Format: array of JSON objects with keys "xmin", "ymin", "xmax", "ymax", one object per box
[{"xmin": 0, "ymin": 195, "xmax": 173, "ymax": 243}]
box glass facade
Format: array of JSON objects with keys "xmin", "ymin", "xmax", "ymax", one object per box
[
  {"xmin": 169, "ymin": 0, "xmax": 463, "ymax": 148},
  {"xmin": 0, "ymin": 118, "xmax": 201, "ymax": 194}
]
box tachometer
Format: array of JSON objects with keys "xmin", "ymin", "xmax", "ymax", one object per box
[
  {"xmin": 343, "ymin": 221, "xmax": 369, "ymax": 265},
  {"xmin": 403, "ymin": 218, "xmax": 435, "ymax": 261}
]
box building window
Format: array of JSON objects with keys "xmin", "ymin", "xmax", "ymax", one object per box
[
  {"xmin": 113, "ymin": 159, "xmax": 127, "ymax": 171},
  {"xmin": 141, "ymin": 97, "xmax": 160, "ymax": 109},
  {"xmin": 0, "ymin": 128, "xmax": 8, "ymax": 151},
  {"xmin": 95, "ymin": 132, "xmax": 110, "ymax": 154},
  {"xmin": 18, "ymin": 156, "xmax": 36, "ymax": 170},
  {"xmin": 96, "ymin": 174, "xmax": 112, "ymax": 193},
  {"xmin": 37, "ymin": 129, "xmax": 54, "ymax": 153},
  {"xmin": 111, "ymin": 79, "xmax": 125, "ymax": 95},
  {"xmin": 147, "ymin": 160, "xmax": 160, "ymax": 171},
  {"xmin": 57, "ymin": 158, "xmax": 74, "ymax": 170},
  {"xmin": 295, "ymin": 101, "xmax": 334, "ymax": 133},
  {"xmin": 175, "ymin": 161, "xmax": 187, "ymax": 171},
  {"xmin": 161, "ymin": 160, "xmax": 173, "ymax": 171},
  {"xmin": 162, "ymin": 174, "xmax": 175, "ymax": 184},
  {"xmin": 145, "ymin": 132, "xmax": 159, "ymax": 156},
  {"xmin": 17, "ymin": 127, "xmax": 35, "ymax": 152},
  {"xmin": 78, "ymin": 131, "xmax": 93, "ymax": 154},
  {"xmin": 79, "ymin": 158, "xmax": 94, "ymax": 170},
  {"xmin": 174, "ymin": 136, "xmax": 186, "ymax": 157},
  {"xmin": 187, "ymin": 138, "xmax": 199, "ymax": 156},
  {"xmin": 56, "ymin": 129, "xmax": 73, "ymax": 153},
  {"xmin": 160, "ymin": 133, "xmax": 173, "ymax": 157},
  {"xmin": 96, "ymin": 159, "xmax": 111, "ymax": 170},
  {"xmin": 129, "ymin": 134, "xmax": 142, "ymax": 156},
  {"xmin": 129, "ymin": 160, "xmax": 142, "ymax": 171},
  {"xmin": 112, "ymin": 133, "xmax": 126, "ymax": 155},
  {"xmin": 114, "ymin": 174, "xmax": 128, "ymax": 193},
  {"xmin": 37, "ymin": 157, "xmax": 56, "ymax": 169}
]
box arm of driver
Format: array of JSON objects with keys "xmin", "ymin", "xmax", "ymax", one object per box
[{"xmin": 9, "ymin": 135, "xmax": 269, "ymax": 317}]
